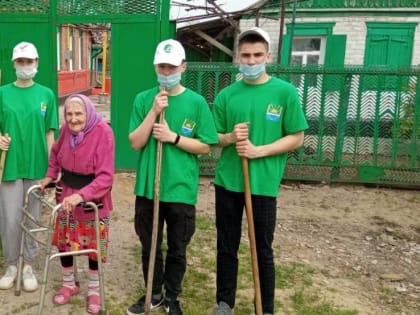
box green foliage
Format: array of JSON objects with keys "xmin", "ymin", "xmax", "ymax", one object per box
[
  {"xmin": 276, "ymin": 262, "xmax": 315, "ymax": 289},
  {"xmin": 398, "ymin": 84, "xmax": 420, "ymax": 140},
  {"xmin": 293, "ymin": 290, "xmax": 359, "ymax": 315}
]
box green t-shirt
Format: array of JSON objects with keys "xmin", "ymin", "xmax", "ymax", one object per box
[
  {"xmin": 212, "ymin": 77, "xmax": 308, "ymax": 197},
  {"xmin": 0, "ymin": 83, "xmax": 58, "ymax": 181},
  {"xmin": 129, "ymin": 87, "xmax": 218, "ymax": 205}
]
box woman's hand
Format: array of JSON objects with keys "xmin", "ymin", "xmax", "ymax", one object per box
[
  {"xmin": 61, "ymin": 193, "xmax": 84, "ymax": 213},
  {"xmin": 39, "ymin": 177, "xmax": 53, "ymax": 190}
]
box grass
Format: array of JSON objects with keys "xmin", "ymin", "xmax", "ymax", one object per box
[
  {"xmin": 117, "ymin": 214, "xmax": 358, "ymax": 315},
  {"xmin": 0, "ymin": 214, "xmax": 359, "ymax": 315},
  {"xmin": 292, "ymin": 291, "xmax": 358, "ymax": 315}
]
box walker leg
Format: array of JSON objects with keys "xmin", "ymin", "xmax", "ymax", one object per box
[
  {"xmin": 73, "ymin": 256, "xmax": 80, "ymax": 287},
  {"xmin": 38, "ymin": 206, "xmax": 60, "ymax": 315},
  {"xmin": 94, "ymin": 209, "xmax": 106, "ymax": 313},
  {"xmin": 38, "ymin": 254, "xmax": 52, "ymax": 315}
]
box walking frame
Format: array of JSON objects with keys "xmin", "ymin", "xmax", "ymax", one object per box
[{"xmin": 14, "ymin": 184, "xmax": 107, "ymax": 315}]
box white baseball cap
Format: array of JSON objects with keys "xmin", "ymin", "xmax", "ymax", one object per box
[
  {"xmin": 238, "ymin": 27, "xmax": 271, "ymax": 48},
  {"xmin": 153, "ymin": 39, "xmax": 186, "ymax": 66},
  {"xmin": 12, "ymin": 42, "xmax": 38, "ymax": 61}
]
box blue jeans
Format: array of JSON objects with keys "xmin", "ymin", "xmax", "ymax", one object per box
[
  {"xmin": 134, "ymin": 196, "xmax": 195, "ymax": 300},
  {"xmin": 215, "ymin": 185, "xmax": 276, "ymax": 314}
]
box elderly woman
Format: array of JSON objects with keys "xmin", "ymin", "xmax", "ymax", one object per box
[{"xmin": 40, "ymin": 94, "xmax": 114, "ymax": 314}]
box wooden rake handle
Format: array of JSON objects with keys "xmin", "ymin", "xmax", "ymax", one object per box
[
  {"xmin": 0, "ymin": 133, "xmax": 9, "ymax": 183},
  {"xmin": 145, "ymin": 111, "xmax": 165, "ymax": 314},
  {"xmin": 242, "ymin": 157, "xmax": 263, "ymax": 315}
]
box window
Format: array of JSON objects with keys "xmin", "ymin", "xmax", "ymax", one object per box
[
  {"xmin": 290, "ymin": 37, "xmax": 326, "ymax": 66},
  {"xmin": 280, "ymin": 22, "xmax": 346, "ymax": 91},
  {"xmin": 281, "ymin": 23, "xmax": 334, "ymax": 66}
]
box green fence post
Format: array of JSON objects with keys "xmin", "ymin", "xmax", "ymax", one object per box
[{"xmin": 331, "ymin": 73, "xmax": 351, "ymax": 181}]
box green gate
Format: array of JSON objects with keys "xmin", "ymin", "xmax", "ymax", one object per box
[
  {"xmin": 184, "ymin": 63, "xmax": 420, "ymax": 188},
  {"xmin": 0, "ymin": 0, "xmax": 171, "ymax": 170}
]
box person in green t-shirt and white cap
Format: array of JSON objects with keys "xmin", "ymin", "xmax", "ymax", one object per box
[
  {"xmin": 0, "ymin": 41, "xmax": 58, "ymax": 292},
  {"xmin": 127, "ymin": 39, "xmax": 219, "ymax": 315},
  {"xmin": 212, "ymin": 27, "xmax": 309, "ymax": 315}
]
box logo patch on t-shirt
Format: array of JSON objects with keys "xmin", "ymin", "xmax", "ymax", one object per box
[
  {"xmin": 40, "ymin": 102, "xmax": 47, "ymax": 117},
  {"xmin": 181, "ymin": 119, "xmax": 196, "ymax": 136},
  {"xmin": 266, "ymin": 104, "xmax": 282, "ymax": 121}
]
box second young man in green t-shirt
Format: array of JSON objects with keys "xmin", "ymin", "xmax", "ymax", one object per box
[
  {"xmin": 127, "ymin": 39, "xmax": 218, "ymax": 315},
  {"xmin": 212, "ymin": 27, "xmax": 309, "ymax": 315}
]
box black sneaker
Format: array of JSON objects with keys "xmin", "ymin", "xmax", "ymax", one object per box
[
  {"xmin": 164, "ymin": 299, "xmax": 183, "ymax": 315},
  {"xmin": 126, "ymin": 295, "xmax": 164, "ymax": 315}
]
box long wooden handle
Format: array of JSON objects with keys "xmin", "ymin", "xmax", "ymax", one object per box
[
  {"xmin": 242, "ymin": 157, "xmax": 263, "ymax": 315},
  {"xmin": 145, "ymin": 111, "xmax": 165, "ymax": 314},
  {"xmin": 0, "ymin": 133, "xmax": 9, "ymax": 183}
]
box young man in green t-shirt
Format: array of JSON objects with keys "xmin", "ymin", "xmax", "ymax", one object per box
[
  {"xmin": 127, "ymin": 39, "xmax": 218, "ymax": 315},
  {"xmin": 212, "ymin": 27, "xmax": 309, "ymax": 315},
  {"xmin": 0, "ymin": 42, "xmax": 58, "ymax": 292}
]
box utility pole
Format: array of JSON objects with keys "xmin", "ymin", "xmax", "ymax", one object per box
[
  {"xmin": 277, "ymin": 0, "xmax": 286, "ymax": 64},
  {"xmin": 288, "ymin": 0, "xmax": 298, "ymax": 65}
]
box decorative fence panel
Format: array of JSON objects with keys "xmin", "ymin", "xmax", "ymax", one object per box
[{"xmin": 183, "ymin": 64, "xmax": 420, "ymax": 187}]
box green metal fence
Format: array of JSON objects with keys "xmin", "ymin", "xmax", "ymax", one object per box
[{"xmin": 183, "ymin": 63, "xmax": 420, "ymax": 187}]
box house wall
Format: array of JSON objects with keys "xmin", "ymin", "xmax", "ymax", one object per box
[
  {"xmin": 240, "ymin": 16, "xmax": 420, "ymax": 65},
  {"xmin": 58, "ymin": 25, "xmax": 93, "ymax": 96}
]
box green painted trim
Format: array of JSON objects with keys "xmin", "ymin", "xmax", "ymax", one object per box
[
  {"xmin": 257, "ymin": 9, "xmax": 420, "ymax": 19},
  {"xmin": 286, "ymin": 22, "xmax": 335, "ymax": 36},
  {"xmin": 366, "ymin": 22, "xmax": 418, "ymax": 36},
  {"xmin": 267, "ymin": 0, "xmax": 420, "ymax": 8}
]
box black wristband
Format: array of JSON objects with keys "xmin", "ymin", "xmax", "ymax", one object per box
[{"xmin": 174, "ymin": 134, "xmax": 181, "ymax": 145}]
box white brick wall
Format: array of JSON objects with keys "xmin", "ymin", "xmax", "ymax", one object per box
[{"xmin": 239, "ymin": 16, "xmax": 420, "ymax": 65}]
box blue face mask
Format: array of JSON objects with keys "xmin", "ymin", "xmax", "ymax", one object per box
[
  {"xmin": 157, "ymin": 72, "xmax": 182, "ymax": 90},
  {"xmin": 239, "ymin": 63, "xmax": 265, "ymax": 81}
]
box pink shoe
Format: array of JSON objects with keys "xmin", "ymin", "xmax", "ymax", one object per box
[
  {"xmin": 53, "ymin": 286, "xmax": 79, "ymax": 305},
  {"xmin": 87, "ymin": 293, "xmax": 101, "ymax": 314}
]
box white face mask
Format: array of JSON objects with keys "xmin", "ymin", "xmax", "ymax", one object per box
[
  {"xmin": 15, "ymin": 64, "xmax": 38, "ymax": 80},
  {"xmin": 239, "ymin": 63, "xmax": 265, "ymax": 81},
  {"xmin": 157, "ymin": 72, "xmax": 182, "ymax": 90}
]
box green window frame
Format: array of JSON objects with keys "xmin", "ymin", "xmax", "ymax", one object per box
[
  {"xmin": 282, "ymin": 22, "xmax": 336, "ymax": 66},
  {"xmin": 281, "ymin": 22, "xmax": 346, "ymax": 91}
]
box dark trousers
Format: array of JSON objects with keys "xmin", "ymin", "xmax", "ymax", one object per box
[
  {"xmin": 215, "ymin": 185, "xmax": 276, "ymax": 314},
  {"xmin": 134, "ymin": 196, "xmax": 195, "ymax": 300}
]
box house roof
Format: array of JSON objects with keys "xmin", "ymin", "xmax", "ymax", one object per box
[
  {"xmin": 171, "ymin": 0, "xmax": 266, "ymax": 28},
  {"xmin": 171, "ymin": 0, "xmax": 268, "ymax": 60}
]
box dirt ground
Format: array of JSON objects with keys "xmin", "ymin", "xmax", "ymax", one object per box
[{"xmin": 1, "ymin": 173, "xmax": 419, "ymax": 315}]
